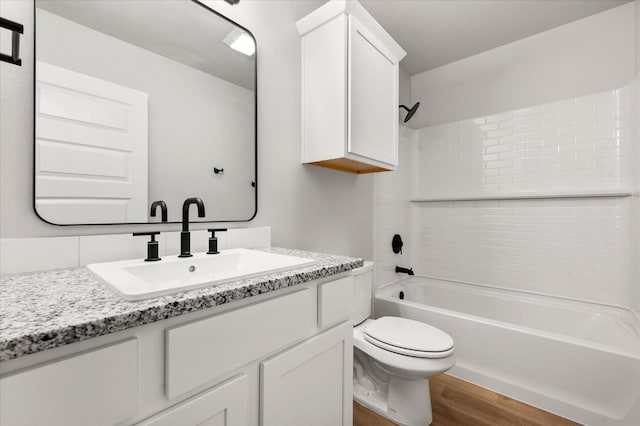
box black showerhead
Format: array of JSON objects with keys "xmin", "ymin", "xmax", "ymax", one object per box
[{"xmin": 399, "ymin": 102, "xmax": 420, "ymax": 123}]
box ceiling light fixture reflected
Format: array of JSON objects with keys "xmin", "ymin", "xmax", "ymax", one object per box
[{"xmin": 224, "ymin": 28, "xmax": 255, "ymax": 56}]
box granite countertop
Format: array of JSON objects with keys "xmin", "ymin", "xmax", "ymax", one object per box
[{"xmin": 0, "ymin": 247, "xmax": 363, "ymax": 362}]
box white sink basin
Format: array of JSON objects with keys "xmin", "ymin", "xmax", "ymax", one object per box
[{"xmin": 88, "ymin": 249, "xmax": 315, "ymax": 301}]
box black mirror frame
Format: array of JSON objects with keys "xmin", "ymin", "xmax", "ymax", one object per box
[{"xmin": 32, "ymin": 0, "xmax": 258, "ymax": 226}]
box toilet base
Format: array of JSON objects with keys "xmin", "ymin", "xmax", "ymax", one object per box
[
  {"xmin": 354, "ymin": 349, "xmax": 433, "ymax": 426},
  {"xmin": 354, "ymin": 376, "xmax": 432, "ymax": 426}
]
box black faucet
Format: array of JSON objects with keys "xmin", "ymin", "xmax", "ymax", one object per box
[
  {"xmin": 150, "ymin": 200, "xmax": 168, "ymax": 222},
  {"xmin": 179, "ymin": 197, "xmax": 206, "ymax": 258},
  {"xmin": 395, "ymin": 266, "xmax": 414, "ymax": 275}
]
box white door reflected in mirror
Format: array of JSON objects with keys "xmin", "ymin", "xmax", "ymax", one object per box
[{"xmin": 35, "ymin": 62, "xmax": 149, "ymax": 224}]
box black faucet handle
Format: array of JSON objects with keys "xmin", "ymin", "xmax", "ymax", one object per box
[
  {"xmin": 207, "ymin": 228, "xmax": 227, "ymax": 235},
  {"xmin": 207, "ymin": 229, "xmax": 227, "ymax": 255},
  {"xmin": 133, "ymin": 231, "xmax": 160, "ymax": 240},
  {"xmin": 133, "ymin": 232, "xmax": 161, "ymax": 261}
]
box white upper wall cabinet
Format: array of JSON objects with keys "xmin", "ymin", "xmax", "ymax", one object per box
[{"xmin": 297, "ymin": 0, "xmax": 406, "ymax": 174}]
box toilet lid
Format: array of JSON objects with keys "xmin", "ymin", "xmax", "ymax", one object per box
[{"xmin": 363, "ymin": 317, "xmax": 454, "ymax": 358}]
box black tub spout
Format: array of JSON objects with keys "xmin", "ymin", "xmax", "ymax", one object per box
[{"xmin": 395, "ymin": 266, "xmax": 414, "ymax": 275}]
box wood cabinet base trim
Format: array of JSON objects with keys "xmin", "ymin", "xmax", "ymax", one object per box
[{"xmin": 307, "ymin": 158, "xmax": 392, "ymax": 174}]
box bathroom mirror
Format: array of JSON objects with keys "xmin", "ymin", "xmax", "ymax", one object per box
[{"xmin": 33, "ymin": 0, "xmax": 257, "ymax": 225}]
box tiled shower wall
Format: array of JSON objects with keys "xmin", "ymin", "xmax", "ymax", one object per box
[
  {"xmin": 374, "ymin": 126, "xmax": 416, "ymax": 287},
  {"xmin": 411, "ymin": 199, "xmax": 633, "ymax": 307},
  {"xmin": 414, "ymin": 88, "xmax": 632, "ymax": 196},
  {"xmin": 409, "ymin": 87, "xmax": 636, "ymax": 310}
]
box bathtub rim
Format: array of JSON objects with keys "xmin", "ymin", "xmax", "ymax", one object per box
[
  {"xmin": 376, "ymin": 277, "xmax": 640, "ymax": 360},
  {"xmin": 380, "ymin": 273, "xmax": 639, "ymax": 317}
]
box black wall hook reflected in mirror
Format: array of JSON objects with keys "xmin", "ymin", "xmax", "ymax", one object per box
[{"xmin": 0, "ymin": 17, "xmax": 24, "ymax": 66}]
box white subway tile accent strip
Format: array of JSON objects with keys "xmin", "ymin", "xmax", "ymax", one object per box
[
  {"xmin": 0, "ymin": 227, "xmax": 271, "ymax": 274},
  {"xmin": 79, "ymin": 233, "xmax": 162, "ymax": 266},
  {"xmin": 227, "ymin": 226, "xmax": 271, "ymax": 249},
  {"xmin": 0, "ymin": 237, "xmax": 79, "ymax": 275}
]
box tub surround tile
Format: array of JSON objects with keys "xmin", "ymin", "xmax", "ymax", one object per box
[
  {"xmin": 414, "ymin": 87, "xmax": 632, "ymax": 197},
  {"xmin": 0, "ymin": 248, "xmax": 363, "ymax": 362}
]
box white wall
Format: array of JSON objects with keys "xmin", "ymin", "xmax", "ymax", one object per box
[
  {"xmin": 409, "ymin": 3, "xmax": 635, "ymax": 128},
  {"xmin": 0, "ymin": 0, "xmax": 374, "ymax": 260}
]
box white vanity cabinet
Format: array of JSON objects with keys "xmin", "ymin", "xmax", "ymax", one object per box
[
  {"xmin": 165, "ymin": 287, "xmax": 317, "ymax": 400},
  {"xmin": 0, "ymin": 274, "xmax": 354, "ymax": 426},
  {"xmin": 297, "ymin": 0, "xmax": 406, "ymax": 174},
  {"xmin": 261, "ymin": 322, "xmax": 353, "ymax": 426}
]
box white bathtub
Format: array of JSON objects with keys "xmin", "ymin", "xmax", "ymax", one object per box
[{"xmin": 375, "ymin": 277, "xmax": 640, "ymax": 426}]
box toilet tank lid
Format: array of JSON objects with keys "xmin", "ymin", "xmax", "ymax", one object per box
[{"xmin": 364, "ymin": 316, "xmax": 454, "ymax": 353}]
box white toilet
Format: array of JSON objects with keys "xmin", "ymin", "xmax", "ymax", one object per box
[{"xmin": 350, "ymin": 263, "xmax": 455, "ymax": 426}]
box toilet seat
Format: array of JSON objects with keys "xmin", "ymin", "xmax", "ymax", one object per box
[
  {"xmin": 363, "ymin": 317, "xmax": 454, "ymax": 359},
  {"xmin": 353, "ymin": 319, "xmax": 455, "ymax": 379}
]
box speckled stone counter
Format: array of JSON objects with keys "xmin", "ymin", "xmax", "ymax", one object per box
[{"xmin": 0, "ymin": 247, "xmax": 363, "ymax": 362}]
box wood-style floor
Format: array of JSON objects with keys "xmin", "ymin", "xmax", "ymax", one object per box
[{"xmin": 353, "ymin": 373, "xmax": 581, "ymax": 426}]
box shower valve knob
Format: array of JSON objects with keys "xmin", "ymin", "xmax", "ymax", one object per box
[{"xmin": 392, "ymin": 234, "xmax": 403, "ymax": 254}]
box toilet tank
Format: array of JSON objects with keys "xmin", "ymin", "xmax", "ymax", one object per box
[{"xmin": 350, "ymin": 261, "xmax": 374, "ymax": 325}]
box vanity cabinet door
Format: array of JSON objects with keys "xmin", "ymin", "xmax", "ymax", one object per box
[
  {"xmin": 260, "ymin": 321, "xmax": 353, "ymax": 426},
  {"xmin": 137, "ymin": 374, "xmax": 247, "ymax": 426},
  {"xmin": 347, "ymin": 15, "xmax": 399, "ymax": 167}
]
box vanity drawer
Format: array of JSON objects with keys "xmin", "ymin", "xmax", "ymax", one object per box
[
  {"xmin": 0, "ymin": 338, "xmax": 138, "ymax": 426},
  {"xmin": 318, "ymin": 276, "xmax": 353, "ymax": 328},
  {"xmin": 166, "ymin": 288, "xmax": 316, "ymax": 399}
]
